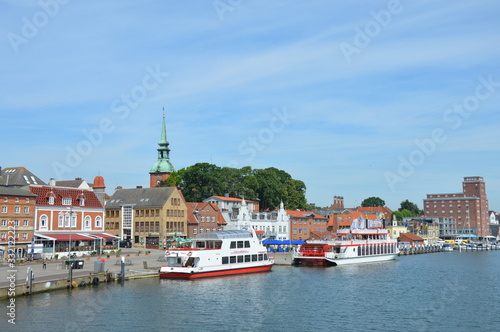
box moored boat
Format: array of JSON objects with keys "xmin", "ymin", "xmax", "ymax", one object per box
[
  {"xmin": 159, "ymin": 229, "xmax": 274, "ymax": 279},
  {"xmin": 292, "ymin": 228, "xmax": 399, "ymax": 267},
  {"xmin": 442, "ymin": 243, "xmax": 454, "ymax": 252}
]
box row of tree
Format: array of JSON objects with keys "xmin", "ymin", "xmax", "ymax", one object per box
[
  {"xmin": 159, "ymin": 163, "xmax": 423, "ymax": 217},
  {"xmin": 158, "ymin": 163, "xmax": 308, "ymax": 211}
]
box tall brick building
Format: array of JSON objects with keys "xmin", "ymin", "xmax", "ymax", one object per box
[{"xmin": 423, "ymin": 176, "xmax": 490, "ymax": 237}]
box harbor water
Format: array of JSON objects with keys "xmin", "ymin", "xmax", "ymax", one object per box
[{"xmin": 5, "ymin": 250, "xmax": 500, "ymax": 331}]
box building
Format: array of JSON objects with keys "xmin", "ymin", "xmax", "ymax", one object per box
[
  {"xmin": 149, "ymin": 114, "xmax": 175, "ymax": 188},
  {"xmin": 105, "ymin": 187, "xmax": 188, "ymax": 249},
  {"xmin": 186, "ymin": 202, "xmax": 226, "ymax": 238},
  {"xmin": 423, "ymin": 176, "xmax": 490, "ymax": 237},
  {"xmin": 0, "ymin": 166, "xmax": 46, "ymax": 188},
  {"xmin": 386, "ymin": 216, "xmax": 408, "ymax": 239},
  {"xmin": 203, "ymin": 195, "xmax": 259, "ymax": 223},
  {"xmin": 398, "ymin": 233, "xmax": 425, "ymax": 247},
  {"xmin": 224, "ymin": 200, "xmax": 290, "ymax": 241},
  {"xmin": 0, "ymin": 187, "xmax": 36, "ymax": 259},
  {"xmin": 29, "ymin": 185, "xmax": 109, "ymax": 258},
  {"xmin": 289, "ymin": 210, "xmax": 328, "ymax": 241},
  {"xmin": 402, "ymin": 217, "xmax": 440, "ymax": 244},
  {"xmin": 489, "ymin": 211, "xmax": 500, "ymax": 239}
]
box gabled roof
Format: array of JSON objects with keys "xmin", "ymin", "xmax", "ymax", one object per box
[
  {"xmin": 286, "ymin": 210, "xmax": 328, "ymax": 219},
  {"xmin": 357, "ymin": 206, "xmax": 393, "ymax": 217},
  {"xmin": 106, "ymin": 187, "xmax": 178, "ymax": 208},
  {"xmin": 186, "ymin": 202, "xmax": 225, "ymax": 225},
  {"xmin": 55, "ymin": 179, "xmax": 91, "ymax": 189},
  {"xmin": 398, "ymin": 233, "xmax": 425, "ymax": 242},
  {"xmin": 29, "ymin": 186, "xmax": 103, "ymax": 209},
  {"xmin": 0, "ymin": 167, "xmax": 46, "ymax": 187}
]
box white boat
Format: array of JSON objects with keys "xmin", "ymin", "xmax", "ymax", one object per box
[
  {"xmin": 159, "ymin": 229, "xmax": 274, "ymax": 279},
  {"xmin": 292, "ymin": 228, "xmax": 399, "ymax": 267},
  {"xmin": 442, "ymin": 243, "xmax": 454, "ymax": 252}
]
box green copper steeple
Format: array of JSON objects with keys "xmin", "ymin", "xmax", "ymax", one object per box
[{"xmin": 150, "ymin": 111, "xmax": 175, "ymax": 173}]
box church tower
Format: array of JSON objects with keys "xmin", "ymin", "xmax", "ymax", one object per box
[{"xmin": 149, "ymin": 113, "xmax": 175, "ymax": 187}]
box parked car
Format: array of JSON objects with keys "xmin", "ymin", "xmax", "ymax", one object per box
[{"xmin": 119, "ymin": 240, "xmax": 132, "ymax": 248}]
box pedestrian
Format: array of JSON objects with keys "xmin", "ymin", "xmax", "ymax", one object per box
[{"xmin": 43, "ymin": 257, "xmax": 47, "ymax": 269}]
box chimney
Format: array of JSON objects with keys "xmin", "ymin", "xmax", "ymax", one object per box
[
  {"xmin": 48, "ymin": 178, "xmax": 56, "ymax": 186},
  {"xmin": 136, "ymin": 186, "xmax": 143, "ymax": 189}
]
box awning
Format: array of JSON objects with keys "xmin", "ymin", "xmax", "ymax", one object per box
[
  {"xmin": 36, "ymin": 233, "xmax": 95, "ymax": 241},
  {"xmin": 91, "ymin": 233, "xmax": 120, "ymax": 239}
]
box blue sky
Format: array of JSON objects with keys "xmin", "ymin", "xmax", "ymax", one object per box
[{"xmin": 2, "ymin": 0, "xmax": 500, "ymax": 211}]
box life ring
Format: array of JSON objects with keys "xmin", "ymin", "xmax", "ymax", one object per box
[
  {"xmin": 187, "ymin": 252, "xmax": 192, "ymax": 257},
  {"xmin": 92, "ymin": 277, "xmax": 100, "ymax": 285}
]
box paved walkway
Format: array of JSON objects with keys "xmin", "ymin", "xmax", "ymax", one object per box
[{"xmin": 0, "ymin": 248, "xmax": 167, "ymax": 289}]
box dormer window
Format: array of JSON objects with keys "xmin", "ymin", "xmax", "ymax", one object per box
[
  {"xmin": 62, "ymin": 198, "xmax": 72, "ymax": 205},
  {"xmin": 48, "ymin": 196, "xmax": 55, "ymax": 205},
  {"xmin": 77, "ymin": 193, "xmax": 86, "ymax": 206}
]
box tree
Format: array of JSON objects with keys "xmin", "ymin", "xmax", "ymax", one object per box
[
  {"xmin": 361, "ymin": 196, "xmax": 385, "ymax": 207},
  {"xmin": 158, "ymin": 164, "xmax": 307, "ymax": 211},
  {"xmin": 399, "ymin": 199, "xmax": 423, "ymax": 216},
  {"xmin": 392, "ymin": 209, "xmax": 415, "ymax": 221}
]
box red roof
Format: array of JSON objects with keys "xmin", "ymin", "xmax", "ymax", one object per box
[
  {"xmin": 37, "ymin": 233, "xmax": 95, "ymax": 241},
  {"xmin": 30, "ymin": 186, "xmax": 103, "ymax": 209},
  {"xmin": 286, "ymin": 210, "xmax": 328, "ymax": 219}
]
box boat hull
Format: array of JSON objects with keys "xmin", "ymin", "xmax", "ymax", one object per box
[
  {"xmin": 326, "ymin": 253, "xmax": 398, "ymax": 265},
  {"xmin": 159, "ymin": 264, "xmax": 273, "ymax": 279}
]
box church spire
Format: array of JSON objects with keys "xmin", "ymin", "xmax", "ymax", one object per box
[{"xmin": 149, "ymin": 110, "xmax": 175, "ymax": 187}]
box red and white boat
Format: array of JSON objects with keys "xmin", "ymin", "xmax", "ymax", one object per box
[
  {"xmin": 292, "ymin": 228, "xmax": 399, "ymax": 267},
  {"xmin": 159, "ymin": 229, "xmax": 274, "ymax": 279}
]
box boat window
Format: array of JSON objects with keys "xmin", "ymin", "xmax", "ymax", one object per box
[
  {"xmin": 197, "ymin": 242, "xmax": 205, "ymax": 249},
  {"xmin": 215, "ymin": 241, "xmax": 222, "ymax": 248},
  {"xmin": 244, "ymin": 241, "xmax": 250, "ymax": 248},
  {"xmin": 245, "ymin": 255, "xmax": 251, "ymax": 262},
  {"xmin": 167, "ymin": 257, "xmax": 183, "ymax": 267},
  {"xmin": 264, "ymin": 254, "xmax": 268, "ymax": 260},
  {"xmin": 237, "ymin": 256, "xmax": 244, "ymax": 263},
  {"xmin": 222, "ymin": 257, "xmax": 229, "ymax": 264},
  {"xmin": 252, "ymin": 254, "xmax": 257, "ymax": 262},
  {"xmin": 237, "ymin": 241, "xmax": 244, "ymax": 248},
  {"xmin": 230, "ymin": 256, "xmax": 236, "ymax": 264},
  {"xmin": 258, "ymin": 254, "xmax": 263, "ymax": 261},
  {"xmin": 230, "ymin": 241, "xmax": 236, "ymax": 249}
]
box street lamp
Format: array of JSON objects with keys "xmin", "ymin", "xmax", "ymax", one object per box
[{"xmin": 67, "ymin": 207, "xmax": 73, "ymax": 257}]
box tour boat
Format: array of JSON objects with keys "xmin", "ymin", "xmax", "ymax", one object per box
[
  {"xmin": 159, "ymin": 229, "xmax": 274, "ymax": 279},
  {"xmin": 292, "ymin": 228, "xmax": 399, "ymax": 267}
]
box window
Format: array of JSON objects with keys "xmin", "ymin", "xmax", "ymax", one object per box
[
  {"xmin": 95, "ymin": 216, "xmax": 102, "ymax": 228},
  {"xmin": 14, "ymin": 220, "xmax": 19, "ymax": 227},
  {"xmin": 230, "ymin": 256, "xmax": 236, "ymax": 264},
  {"xmin": 1, "ymin": 233, "xmax": 6, "ymax": 239},
  {"xmin": 3, "ymin": 197, "xmax": 7, "ymax": 202},
  {"xmin": 40, "ymin": 215, "xmax": 48, "ymax": 228},
  {"xmin": 23, "ymin": 220, "xmax": 28, "ymax": 227},
  {"xmin": 15, "ymin": 198, "xmax": 19, "ymax": 203},
  {"xmin": 222, "ymin": 257, "xmax": 229, "ymax": 264},
  {"xmin": 2, "ymin": 206, "xmax": 7, "ymax": 213},
  {"xmin": 48, "ymin": 196, "xmax": 54, "ymax": 205},
  {"xmin": 79, "ymin": 198, "xmax": 85, "ymax": 206},
  {"xmin": 14, "ymin": 207, "xmax": 20, "ymax": 214},
  {"xmin": 65, "ymin": 214, "xmax": 70, "ymax": 227},
  {"xmin": 62, "ymin": 198, "xmax": 72, "ymax": 205},
  {"xmin": 1, "ymin": 220, "xmax": 6, "ymax": 226},
  {"xmin": 237, "ymin": 256, "xmax": 244, "ymax": 263},
  {"xmin": 193, "ymin": 228, "xmax": 197, "ymax": 235},
  {"xmin": 24, "ymin": 207, "xmax": 29, "ymax": 214},
  {"xmin": 58, "ymin": 214, "xmax": 64, "ymax": 227},
  {"xmin": 23, "ymin": 233, "xmax": 28, "ymax": 240},
  {"xmin": 84, "ymin": 216, "xmax": 91, "ymax": 229},
  {"xmin": 25, "ymin": 198, "xmax": 30, "ymax": 203}
]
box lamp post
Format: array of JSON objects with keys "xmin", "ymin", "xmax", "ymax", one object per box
[{"xmin": 67, "ymin": 206, "xmax": 73, "ymax": 287}]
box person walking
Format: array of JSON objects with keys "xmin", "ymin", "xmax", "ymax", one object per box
[{"xmin": 43, "ymin": 257, "xmax": 47, "ymax": 269}]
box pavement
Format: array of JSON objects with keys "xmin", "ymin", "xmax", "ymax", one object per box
[{"xmin": 0, "ymin": 247, "xmax": 167, "ymax": 289}]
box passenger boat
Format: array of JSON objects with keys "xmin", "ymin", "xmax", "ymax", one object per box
[
  {"xmin": 292, "ymin": 228, "xmax": 399, "ymax": 267},
  {"xmin": 159, "ymin": 229, "xmax": 274, "ymax": 279}
]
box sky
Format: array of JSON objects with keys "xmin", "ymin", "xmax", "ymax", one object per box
[{"xmin": 1, "ymin": 0, "xmax": 500, "ymax": 211}]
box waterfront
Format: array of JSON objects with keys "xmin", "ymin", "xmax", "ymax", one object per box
[{"xmin": 5, "ymin": 251, "xmax": 500, "ymax": 332}]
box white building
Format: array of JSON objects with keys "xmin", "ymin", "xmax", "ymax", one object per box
[{"xmin": 224, "ymin": 199, "xmax": 290, "ymax": 241}]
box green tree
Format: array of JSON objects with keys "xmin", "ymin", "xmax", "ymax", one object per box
[
  {"xmin": 392, "ymin": 209, "xmax": 415, "ymax": 221},
  {"xmin": 361, "ymin": 196, "xmax": 386, "ymax": 207},
  {"xmin": 158, "ymin": 164, "xmax": 307, "ymax": 211},
  {"xmin": 399, "ymin": 199, "xmax": 422, "ymax": 216}
]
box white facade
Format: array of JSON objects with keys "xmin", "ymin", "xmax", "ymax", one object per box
[
  {"xmin": 225, "ymin": 200, "xmax": 290, "ymax": 241},
  {"xmin": 203, "ymin": 196, "xmax": 257, "ymax": 224}
]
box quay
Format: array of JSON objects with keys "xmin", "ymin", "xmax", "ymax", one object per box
[{"xmin": 0, "ymin": 248, "xmax": 165, "ymax": 300}]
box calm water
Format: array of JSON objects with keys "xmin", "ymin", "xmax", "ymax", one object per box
[{"xmin": 5, "ymin": 251, "xmax": 500, "ymax": 332}]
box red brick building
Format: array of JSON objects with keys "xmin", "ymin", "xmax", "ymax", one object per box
[
  {"xmin": 29, "ymin": 185, "xmax": 109, "ymax": 257},
  {"xmin": 288, "ymin": 210, "xmax": 328, "ymax": 241},
  {"xmin": 0, "ymin": 187, "xmax": 36, "ymax": 259},
  {"xmin": 423, "ymin": 176, "xmax": 490, "ymax": 237},
  {"xmin": 186, "ymin": 202, "xmax": 226, "ymax": 238}
]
